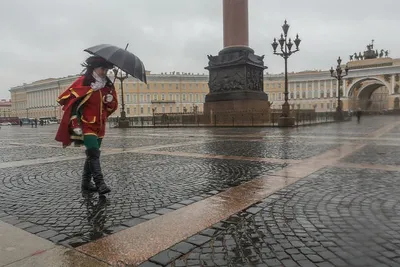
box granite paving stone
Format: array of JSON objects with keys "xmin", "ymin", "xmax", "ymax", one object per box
[
  {"xmin": 156, "ymin": 139, "xmax": 339, "ymax": 160},
  {"xmin": 2, "ymin": 116, "xmax": 400, "ymax": 265},
  {"xmin": 0, "ymin": 152, "xmax": 284, "ymax": 245},
  {"xmin": 140, "ymin": 166, "xmax": 400, "ymax": 266}
]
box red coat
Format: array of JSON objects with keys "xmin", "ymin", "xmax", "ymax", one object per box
[{"xmin": 55, "ymin": 76, "xmax": 118, "ymax": 147}]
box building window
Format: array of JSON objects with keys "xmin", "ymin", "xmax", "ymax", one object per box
[
  {"xmin": 189, "ymin": 94, "xmax": 193, "ymax": 102},
  {"xmin": 176, "ymin": 107, "xmax": 179, "ymax": 112},
  {"xmin": 182, "ymin": 94, "xmax": 186, "ymax": 101},
  {"xmin": 126, "ymin": 94, "xmax": 130, "ymax": 103},
  {"xmin": 161, "ymin": 94, "xmax": 165, "ymax": 101},
  {"xmin": 196, "ymin": 94, "xmax": 199, "ymax": 102},
  {"xmin": 127, "ymin": 108, "xmax": 130, "ymax": 114},
  {"xmin": 148, "ymin": 107, "xmax": 150, "ymax": 114},
  {"xmin": 140, "ymin": 107, "xmax": 144, "ymax": 114},
  {"xmin": 176, "ymin": 94, "xmax": 180, "ymax": 102},
  {"xmin": 147, "ymin": 94, "xmax": 150, "ymax": 103},
  {"xmin": 169, "ymin": 106, "xmax": 173, "ymax": 113},
  {"xmin": 140, "ymin": 94, "xmax": 144, "ymax": 103},
  {"xmin": 302, "ymin": 91, "xmax": 306, "ymax": 98},
  {"xmin": 169, "ymin": 93, "xmax": 172, "ymax": 100},
  {"xmin": 134, "ymin": 107, "xmax": 137, "ymax": 114},
  {"xmin": 153, "ymin": 94, "xmax": 157, "ymax": 101},
  {"xmin": 162, "ymin": 106, "xmax": 165, "ymax": 113},
  {"xmin": 320, "ymin": 91, "xmax": 324, "ymax": 98},
  {"xmin": 133, "ymin": 95, "xmax": 137, "ymax": 103}
]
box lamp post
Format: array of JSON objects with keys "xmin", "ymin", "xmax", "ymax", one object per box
[
  {"xmin": 112, "ymin": 68, "xmax": 129, "ymax": 128},
  {"xmin": 272, "ymin": 20, "xmax": 301, "ymax": 126},
  {"xmin": 330, "ymin": 56, "xmax": 349, "ymax": 120}
]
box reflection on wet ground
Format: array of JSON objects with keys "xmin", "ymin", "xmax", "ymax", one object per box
[{"xmin": 1, "ymin": 116, "xmax": 400, "ymax": 266}]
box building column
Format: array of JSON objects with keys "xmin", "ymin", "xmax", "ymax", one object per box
[
  {"xmin": 306, "ymin": 81, "xmax": 309, "ymax": 98},
  {"xmin": 318, "ymin": 81, "xmax": 321, "ymax": 98},
  {"xmin": 342, "ymin": 79, "xmax": 347, "ymax": 98},
  {"xmin": 312, "ymin": 82, "xmax": 315, "ymax": 98},
  {"xmin": 392, "ymin": 75, "xmax": 395, "ymax": 94}
]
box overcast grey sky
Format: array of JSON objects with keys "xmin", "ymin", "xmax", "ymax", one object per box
[{"xmin": 0, "ymin": 0, "xmax": 397, "ymax": 98}]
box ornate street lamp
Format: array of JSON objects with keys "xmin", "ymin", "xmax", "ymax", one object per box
[
  {"xmin": 272, "ymin": 20, "xmax": 301, "ymax": 126},
  {"xmin": 112, "ymin": 68, "xmax": 129, "ymax": 128},
  {"xmin": 330, "ymin": 56, "xmax": 349, "ymax": 120}
]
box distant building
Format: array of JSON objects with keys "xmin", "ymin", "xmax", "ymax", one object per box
[
  {"xmin": 0, "ymin": 99, "xmax": 12, "ymax": 117},
  {"xmin": 9, "ymin": 51, "xmax": 400, "ymax": 118}
]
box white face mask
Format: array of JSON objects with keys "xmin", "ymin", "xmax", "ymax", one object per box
[
  {"xmin": 93, "ymin": 71, "xmax": 106, "ymax": 82},
  {"xmin": 91, "ymin": 71, "xmax": 106, "ymax": 91}
]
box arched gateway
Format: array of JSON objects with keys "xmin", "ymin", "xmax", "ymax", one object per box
[
  {"xmin": 340, "ymin": 41, "xmax": 400, "ymax": 112},
  {"xmin": 347, "ymin": 77, "xmax": 390, "ymax": 111}
]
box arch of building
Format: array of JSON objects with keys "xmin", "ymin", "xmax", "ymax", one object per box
[
  {"xmin": 347, "ymin": 77, "xmax": 390, "ymax": 111},
  {"xmin": 394, "ymin": 97, "xmax": 400, "ymax": 109}
]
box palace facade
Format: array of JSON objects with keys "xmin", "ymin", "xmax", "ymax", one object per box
[
  {"xmin": 0, "ymin": 99, "xmax": 12, "ymax": 117},
  {"xmin": 9, "ymin": 56, "xmax": 400, "ymax": 119}
]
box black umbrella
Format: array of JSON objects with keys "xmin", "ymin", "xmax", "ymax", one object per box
[{"xmin": 84, "ymin": 44, "xmax": 147, "ymax": 83}]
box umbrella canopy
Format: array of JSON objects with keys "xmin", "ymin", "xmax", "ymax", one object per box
[{"xmin": 84, "ymin": 44, "xmax": 147, "ymax": 83}]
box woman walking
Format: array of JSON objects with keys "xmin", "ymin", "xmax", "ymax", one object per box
[{"xmin": 55, "ymin": 56, "xmax": 118, "ymax": 194}]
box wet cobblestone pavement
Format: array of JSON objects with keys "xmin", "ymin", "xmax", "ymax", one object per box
[
  {"xmin": 1, "ymin": 116, "xmax": 400, "ymax": 266},
  {"xmin": 145, "ymin": 167, "xmax": 400, "ymax": 267},
  {"xmin": 341, "ymin": 144, "xmax": 400, "ymax": 166},
  {"xmin": 156, "ymin": 140, "xmax": 340, "ymax": 160},
  {"xmin": 0, "ymin": 153, "xmax": 285, "ymax": 246}
]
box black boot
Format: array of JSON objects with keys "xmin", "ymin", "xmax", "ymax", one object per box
[
  {"xmin": 81, "ymin": 151, "xmax": 97, "ymax": 192},
  {"xmin": 87, "ymin": 148, "xmax": 111, "ymax": 195}
]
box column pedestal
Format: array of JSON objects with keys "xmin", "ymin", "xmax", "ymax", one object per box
[
  {"xmin": 204, "ymin": 46, "xmax": 269, "ymax": 114},
  {"xmin": 278, "ymin": 102, "xmax": 295, "ymax": 126},
  {"xmin": 118, "ymin": 111, "xmax": 130, "ymax": 128}
]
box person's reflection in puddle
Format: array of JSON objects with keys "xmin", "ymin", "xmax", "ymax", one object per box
[{"xmin": 82, "ymin": 192, "xmax": 109, "ymax": 241}]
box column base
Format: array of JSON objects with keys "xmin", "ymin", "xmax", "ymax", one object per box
[
  {"xmin": 334, "ymin": 107, "xmax": 345, "ymax": 121},
  {"xmin": 278, "ymin": 116, "xmax": 295, "ymax": 127},
  {"xmin": 118, "ymin": 119, "xmax": 130, "ymax": 128},
  {"xmin": 205, "ymin": 46, "xmax": 268, "ymax": 103}
]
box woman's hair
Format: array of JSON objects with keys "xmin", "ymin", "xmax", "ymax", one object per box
[
  {"xmin": 82, "ymin": 67, "xmax": 95, "ymax": 86},
  {"xmin": 81, "ymin": 56, "xmax": 114, "ymax": 86}
]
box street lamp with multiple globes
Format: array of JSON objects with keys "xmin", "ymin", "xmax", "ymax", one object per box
[
  {"xmin": 112, "ymin": 68, "xmax": 129, "ymax": 128},
  {"xmin": 330, "ymin": 56, "xmax": 349, "ymax": 120},
  {"xmin": 271, "ymin": 20, "xmax": 301, "ymax": 126}
]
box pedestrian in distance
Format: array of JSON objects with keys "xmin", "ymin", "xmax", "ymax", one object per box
[{"xmin": 356, "ymin": 108, "xmax": 362, "ymax": 124}]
